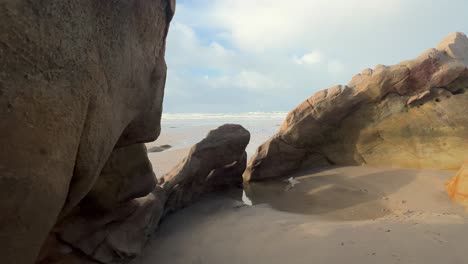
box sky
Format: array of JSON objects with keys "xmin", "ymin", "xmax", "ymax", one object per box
[{"xmin": 163, "ymin": 0, "xmax": 468, "ymax": 113}]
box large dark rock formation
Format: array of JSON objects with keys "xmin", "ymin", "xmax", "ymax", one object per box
[
  {"xmin": 0, "ymin": 0, "xmax": 175, "ymax": 263},
  {"xmin": 244, "ymin": 32, "xmax": 468, "ymax": 182}
]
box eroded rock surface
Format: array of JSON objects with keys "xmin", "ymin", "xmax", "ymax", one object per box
[
  {"xmin": 57, "ymin": 188, "xmax": 166, "ymax": 264},
  {"xmin": 53, "ymin": 144, "xmax": 166, "ymax": 264},
  {"xmin": 0, "ymin": 0, "xmax": 174, "ymax": 263},
  {"xmin": 245, "ymin": 32, "xmax": 468, "ymax": 182},
  {"xmin": 162, "ymin": 124, "xmax": 250, "ymax": 213}
]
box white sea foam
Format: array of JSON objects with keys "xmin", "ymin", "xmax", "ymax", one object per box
[{"xmin": 162, "ymin": 112, "xmax": 287, "ymax": 121}]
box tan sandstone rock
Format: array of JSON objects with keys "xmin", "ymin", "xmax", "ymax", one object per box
[
  {"xmin": 244, "ymin": 32, "xmax": 468, "ymax": 182},
  {"xmin": 162, "ymin": 124, "xmax": 250, "ymax": 213},
  {"xmin": 0, "ymin": 0, "xmax": 174, "ymax": 263}
]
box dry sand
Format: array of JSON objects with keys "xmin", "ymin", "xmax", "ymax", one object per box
[
  {"xmin": 147, "ymin": 148, "xmax": 190, "ymax": 178},
  {"xmin": 145, "ymin": 130, "xmax": 193, "ymax": 177},
  {"xmin": 131, "ymin": 164, "xmax": 467, "ymax": 264}
]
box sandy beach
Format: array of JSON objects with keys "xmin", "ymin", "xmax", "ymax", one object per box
[
  {"xmin": 132, "ymin": 166, "xmax": 467, "ymax": 264},
  {"xmin": 137, "ymin": 114, "xmax": 468, "ymax": 264},
  {"xmin": 3, "ymin": 2, "xmax": 467, "ymax": 263}
]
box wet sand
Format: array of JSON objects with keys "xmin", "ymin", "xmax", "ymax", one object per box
[{"xmin": 132, "ymin": 165, "xmax": 467, "ymax": 264}]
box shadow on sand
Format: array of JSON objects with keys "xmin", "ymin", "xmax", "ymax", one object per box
[{"xmin": 244, "ymin": 166, "xmax": 417, "ymax": 220}]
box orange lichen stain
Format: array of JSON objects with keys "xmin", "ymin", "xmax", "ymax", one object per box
[{"xmin": 446, "ymin": 162, "xmax": 468, "ymax": 208}]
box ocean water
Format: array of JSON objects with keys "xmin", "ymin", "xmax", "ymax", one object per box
[
  {"xmin": 161, "ymin": 112, "xmax": 287, "ymax": 121},
  {"xmin": 159, "ymin": 112, "xmax": 288, "ymax": 155}
]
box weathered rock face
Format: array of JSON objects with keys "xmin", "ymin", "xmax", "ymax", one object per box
[
  {"xmin": 245, "ymin": 32, "xmax": 468, "ymax": 182},
  {"xmin": 53, "ymin": 144, "xmax": 166, "ymax": 264},
  {"xmin": 82, "ymin": 144, "xmax": 157, "ymax": 212},
  {"xmin": 0, "ymin": 0, "xmax": 174, "ymax": 263},
  {"xmin": 57, "ymin": 187, "xmax": 166, "ymax": 264},
  {"xmin": 162, "ymin": 124, "xmax": 250, "ymax": 213}
]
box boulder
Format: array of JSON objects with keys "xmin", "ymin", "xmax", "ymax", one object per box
[
  {"xmin": 57, "ymin": 188, "xmax": 166, "ymax": 264},
  {"xmin": 52, "ymin": 144, "xmax": 165, "ymax": 264},
  {"xmin": 147, "ymin": 144, "xmax": 172, "ymax": 153},
  {"xmin": 81, "ymin": 144, "xmax": 157, "ymax": 212},
  {"xmin": 162, "ymin": 124, "xmax": 250, "ymax": 213},
  {"xmin": 0, "ymin": 0, "xmax": 174, "ymax": 263},
  {"xmin": 245, "ymin": 32, "xmax": 468, "ymax": 182}
]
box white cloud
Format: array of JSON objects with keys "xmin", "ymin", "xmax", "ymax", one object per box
[
  {"xmin": 164, "ymin": 0, "xmax": 468, "ymax": 112},
  {"xmin": 206, "ymin": 70, "xmax": 280, "ymax": 91},
  {"xmin": 166, "ymin": 21, "xmax": 288, "ymax": 95},
  {"xmin": 166, "ymin": 22, "xmax": 236, "ymax": 70},
  {"xmin": 209, "ymin": 42, "xmax": 235, "ymax": 57},
  {"xmin": 165, "ymin": 20, "xmax": 346, "ymax": 105},
  {"xmin": 293, "ymin": 51, "xmax": 322, "ymax": 65},
  {"xmin": 236, "ymin": 70, "xmax": 279, "ymax": 91},
  {"xmin": 327, "ymin": 60, "xmax": 345, "ymax": 74},
  {"xmin": 206, "ymin": 0, "xmax": 403, "ymax": 52}
]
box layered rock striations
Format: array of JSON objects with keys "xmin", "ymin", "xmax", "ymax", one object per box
[{"xmin": 244, "ymin": 32, "xmax": 468, "ymax": 182}]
